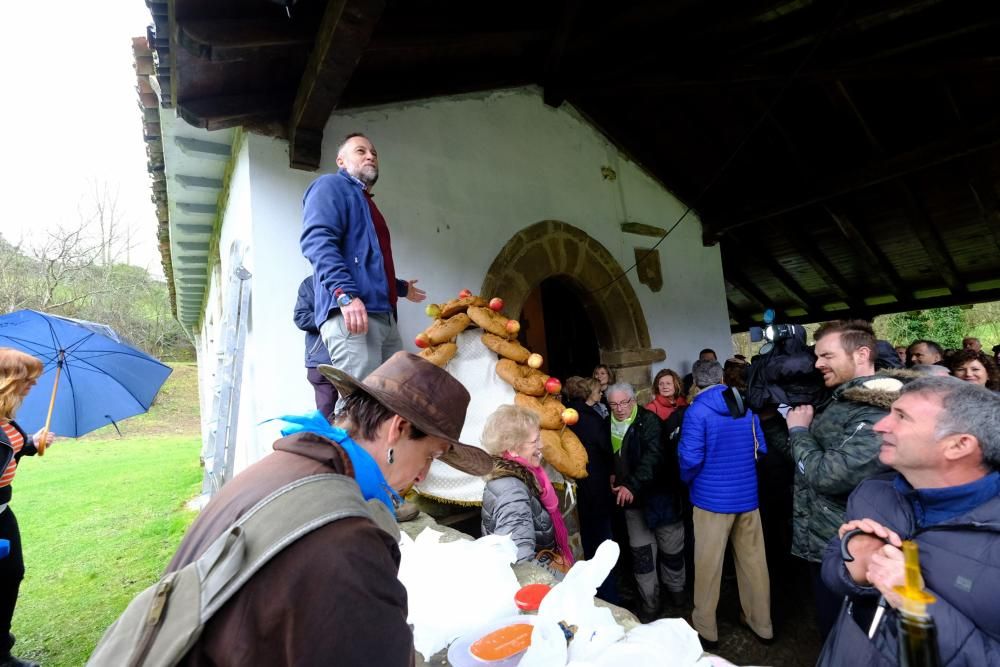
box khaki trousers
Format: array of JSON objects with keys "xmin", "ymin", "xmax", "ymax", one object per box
[{"xmin": 692, "ymin": 507, "xmax": 773, "ymax": 642}]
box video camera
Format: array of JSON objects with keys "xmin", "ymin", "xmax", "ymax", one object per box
[
  {"xmin": 749, "ymin": 322, "xmax": 801, "ymax": 355},
  {"xmin": 746, "ymin": 310, "xmax": 826, "ymax": 410}
]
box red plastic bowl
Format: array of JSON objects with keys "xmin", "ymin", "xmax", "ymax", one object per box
[{"xmin": 514, "ymin": 583, "xmax": 552, "ymax": 611}]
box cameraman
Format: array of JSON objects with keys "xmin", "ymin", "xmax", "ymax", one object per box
[{"xmin": 782, "ymin": 320, "xmax": 903, "ymax": 640}]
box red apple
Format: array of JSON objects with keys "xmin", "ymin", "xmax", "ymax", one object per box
[
  {"xmin": 458, "ymin": 288, "xmax": 473, "ymax": 299},
  {"xmin": 425, "ymin": 303, "xmax": 441, "ymax": 318},
  {"xmin": 505, "ymin": 319, "xmax": 521, "ymax": 335},
  {"xmin": 545, "ymin": 377, "xmax": 562, "ymax": 395},
  {"xmin": 489, "ymin": 297, "xmax": 504, "ymax": 312},
  {"xmin": 414, "ymin": 333, "xmax": 431, "ymax": 349},
  {"xmin": 561, "ymin": 408, "xmax": 579, "ymax": 426},
  {"xmin": 527, "ymin": 353, "xmax": 543, "ymax": 369}
]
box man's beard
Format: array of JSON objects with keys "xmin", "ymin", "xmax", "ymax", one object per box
[{"xmin": 349, "ymin": 164, "xmax": 379, "ymax": 187}]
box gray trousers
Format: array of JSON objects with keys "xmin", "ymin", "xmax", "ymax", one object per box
[
  {"xmin": 624, "ymin": 508, "xmax": 686, "ymax": 613},
  {"xmin": 321, "ymin": 311, "xmax": 402, "ymax": 388}
]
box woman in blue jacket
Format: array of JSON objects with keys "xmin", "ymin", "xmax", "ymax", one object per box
[{"xmin": 678, "ymin": 360, "xmax": 772, "ymax": 649}]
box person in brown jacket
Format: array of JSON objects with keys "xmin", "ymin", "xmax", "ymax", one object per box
[{"xmin": 166, "ymin": 352, "xmax": 492, "ymax": 666}]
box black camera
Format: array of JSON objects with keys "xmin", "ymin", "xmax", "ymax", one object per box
[
  {"xmin": 746, "ymin": 313, "xmax": 826, "ymax": 410},
  {"xmin": 749, "ymin": 323, "xmax": 802, "ymax": 354}
]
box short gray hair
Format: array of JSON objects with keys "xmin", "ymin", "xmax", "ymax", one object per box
[
  {"xmin": 899, "ymin": 375, "xmax": 1000, "ymax": 469},
  {"xmin": 480, "ymin": 405, "xmax": 539, "ymax": 456},
  {"xmin": 606, "ymin": 382, "xmax": 635, "ymax": 400}
]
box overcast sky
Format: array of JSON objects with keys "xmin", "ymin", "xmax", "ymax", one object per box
[{"xmin": 0, "ymin": 1, "xmax": 162, "ymax": 275}]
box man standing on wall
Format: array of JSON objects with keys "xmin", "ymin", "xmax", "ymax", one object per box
[{"xmin": 301, "ymin": 133, "xmax": 426, "ymax": 383}]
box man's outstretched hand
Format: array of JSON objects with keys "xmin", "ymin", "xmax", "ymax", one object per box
[{"xmin": 405, "ymin": 279, "xmax": 426, "ymax": 303}]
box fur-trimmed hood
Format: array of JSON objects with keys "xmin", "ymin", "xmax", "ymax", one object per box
[
  {"xmin": 837, "ymin": 369, "xmax": 922, "ymax": 410},
  {"xmin": 487, "ymin": 456, "xmax": 541, "ymax": 496}
]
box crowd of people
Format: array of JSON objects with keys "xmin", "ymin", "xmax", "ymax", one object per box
[
  {"xmin": 285, "ymin": 132, "xmax": 997, "ymax": 663},
  {"xmin": 473, "ymin": 322, "xmax": 999, "ymax": 665},
  {"xmin": 6, "ymin": 129, "xmax": 998, "ymax": 666}
]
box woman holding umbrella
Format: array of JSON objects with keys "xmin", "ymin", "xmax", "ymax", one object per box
[{"xmin": 0, "ymin": 348, "xmax": 55, "ymax": 667}]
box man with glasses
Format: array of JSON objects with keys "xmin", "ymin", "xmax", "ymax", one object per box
[{"xmin": 607, "ymin": 382, "xmax": 685, "ymax": 622}]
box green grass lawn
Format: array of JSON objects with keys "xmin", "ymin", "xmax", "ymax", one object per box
[{"xmin": 7, "ymin": 363, "xmax": 203, "ymax": 666}]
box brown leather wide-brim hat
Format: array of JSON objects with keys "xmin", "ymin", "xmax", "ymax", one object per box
[{"xmin": 318, "ymin": 352, "xmax": 492, "ymax": 476}]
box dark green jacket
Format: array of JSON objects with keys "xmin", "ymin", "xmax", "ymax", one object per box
[
  {"xmin": 783, "ymin": 374, "xmax": 903, "ymax": 562},
  {"xmin": 614, "ymin": 407, "xmax": 664, "ymax": 504}
]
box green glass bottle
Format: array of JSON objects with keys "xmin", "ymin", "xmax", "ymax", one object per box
[{"xmin": 896, "ymin": 541, "xmax": 941, "ymax": 667}]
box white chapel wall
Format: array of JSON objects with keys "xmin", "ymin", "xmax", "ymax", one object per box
[{"xmin": 216, "ymin": 86, "xmax": 733, "ymax": 471}]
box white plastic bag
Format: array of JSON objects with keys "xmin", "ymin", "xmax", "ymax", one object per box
[
  {"xmin": 569, "ymin": 618, "xmax": 704, "ymax": 667},
  {"xmin": 521, "ymin": 540, "xmax": 623, "ymax": 666},
  {"xmin": 398, "ymin": 529, "xmax": 521, "ymax": 661}
]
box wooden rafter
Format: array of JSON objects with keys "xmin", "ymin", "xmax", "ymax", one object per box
[
  {"xmin": 778, "ymin": 223, "xmax": 864, "ymax": 310},
  {"xmin": 176, "ymin": 19, "xmax": 313, "ymax": 63},
  {"xmin": 288, "ymin": 0, "xmax": 386, "ymax": 170},
  {"xmin": 825, "ymin": 206, "xmax": 911, "ymax": 299},
  {"xmin": 723, "ymin": 264, "xmax": 781, "ymax": 316},
  {"xmin": 702, "ymin": 117, "xmax": 1000, "ymax": 241},
  {"xmin": 541, "ymin": 0, "xmax": 581, "ymax": 108},
  {"xmin": 894, "ymin": 180, "xmax": 967, "ymax": 296},
  {"xmin": 725, "ymin": 232, "xmax": 818, "ymax": 315}
]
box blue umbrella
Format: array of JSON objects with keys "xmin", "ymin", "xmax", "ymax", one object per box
[{"xmin": 0, "ymin": 309, "xmax": 173, "ymax": 440}]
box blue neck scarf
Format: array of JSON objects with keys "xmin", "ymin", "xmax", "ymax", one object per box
[{"xmin": 275, "ymin": 411, "xmax": 401, "ymax": 515}]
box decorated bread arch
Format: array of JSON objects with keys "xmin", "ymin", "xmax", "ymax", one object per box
[{"xmin": 412, "ymin": 290, "xmax": 589, "ymax": 502}]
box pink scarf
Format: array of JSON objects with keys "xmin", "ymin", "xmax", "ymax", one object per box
[{"xmin": 503, "ymin": 452, "xmax": 575, "ymax": 565}]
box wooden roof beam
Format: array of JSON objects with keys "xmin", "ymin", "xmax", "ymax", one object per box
[
  {"xmin": 723, "ymin": 264, "xmax": 786, "ymax": 317},
  {"xmin": 727, "ymin": 298, "xmax": 755, "ymax": 327},
  {"xmin": 178, "ymin": 92, "xmax": 292, "ymax": 132},
  {"xmin": 288, "ymin": 0, "xmax": 386, "ymax": 171},
  {"xmin": 541, "ymin": 0, "xmax": 581, "ymax": 108},
  {"xmin": 967, "ymin": 174, "xmax": 1000, "ymax": 258},
  {"xmin": 778, "ymin": 224, "xmax": 864, "ymax": 310},
  {"xmin": 177, "ymin": 19, "xmax": 313, "ymax": 63},
  {"xmin": 894, "ymin": 180, "xmax": 967, "ymax": 296},
  {"xmin": 702, "ymin": 117, "xmax": 1000, "ymax": 242},
  {"xmin": 725, "ymin": 232, "xmax": 820, "ymax": 315},
  {"xmin": 580, "ymin": 57, "xmax": 1000, "ymax": 97},
  {"xmin": 825, "ymin": 207, "xmax": 911, "ymax": 300}
]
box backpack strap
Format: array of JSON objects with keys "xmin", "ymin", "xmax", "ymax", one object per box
[{"xmin": 198, "ymin": 472, "xmax": 399, "ymax": 618}]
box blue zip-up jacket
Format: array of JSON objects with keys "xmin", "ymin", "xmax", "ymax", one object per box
[
  {"xmin": 678, "ymin": 385, "xmax": 766, "ymax": 514},
  {"xmin": 300, "ymin": 170, "xmax": 408, "ymax": 329},
  {"xmin": 819, "ymin": 474, "xmax": 1000, "ymax": 666}
]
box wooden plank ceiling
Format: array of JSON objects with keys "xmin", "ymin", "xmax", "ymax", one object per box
[{"xmin": 149, "ymin": 0, "xmax": 1000, "ymax": 330}]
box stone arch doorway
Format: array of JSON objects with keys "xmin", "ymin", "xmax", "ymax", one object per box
[{"xmin": 481, "ymin": 220, "xmax": 665, "ymax": 392}]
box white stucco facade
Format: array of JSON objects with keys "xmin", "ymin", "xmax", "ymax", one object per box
[{"xmin": 195, "ymin": 86, "xmax": 733, "ymax": 474}]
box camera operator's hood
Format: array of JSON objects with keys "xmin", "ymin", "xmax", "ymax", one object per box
[{"xmin": 836, "ymin": 369, "xmax": 921, "ymax": 410}]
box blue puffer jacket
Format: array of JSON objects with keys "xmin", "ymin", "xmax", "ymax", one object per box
[
  {"xmin": 678, "ymin": 385, "xmax": 766, "ymax": 514},
  {"xmin": 819, "ymin": 474, "xmax": 1000, "ymax": 667},
  {"xmin": 300, "ymin": 170, "xmax": 408, "ymax": 328}
]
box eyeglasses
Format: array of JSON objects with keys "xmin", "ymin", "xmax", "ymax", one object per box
[{"xmin": 608, "ymin": 398, "xmax": 634, "ymax": 410}]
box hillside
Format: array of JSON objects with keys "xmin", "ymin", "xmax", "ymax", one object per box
[{"xmin": 81, "ymin": 361, "xmax": 201, "ymax": 439}]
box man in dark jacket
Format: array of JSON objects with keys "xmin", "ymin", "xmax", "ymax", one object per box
[
  {"xmin": 300, "ymin": 133, "xmax": 426, "ymax": 383},
  {"xmin": 820, "ymin": 376, "xmax": 1000, "ymax": 666},
  {"xmin": 783, "ymin": 320, "xmax": 901, "ymax": 638},
  {"xmin": 293, "ymin": 276, "xmax": 337, "ymax": 417},
  {"xmin": 607, "ymin": 382, "xmax": 684, "ymax": 621}
]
